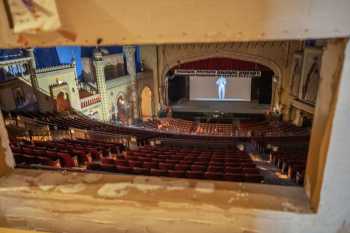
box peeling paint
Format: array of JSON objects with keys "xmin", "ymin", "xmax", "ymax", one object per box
[
  {"xmin": 165, "ymin": 180, "xmax": 190, "ymax": 191},
  {"xmin": 194, "ymin": 182, "xmax": 215, "ymax": 193},
  {"xmin": 0, "ymin": 112, "xmax": 15, "ymax": 169},
  {"xmin": 83, "ymin": 173, "xmax": 103, "ymax": 183},
  {"xmin": 97, "ymin": 183, "xmax": 129, "ymax": 198},
  {"xmin": 56, "ymin": 183, "xmax": 87, "ymax": 193}
]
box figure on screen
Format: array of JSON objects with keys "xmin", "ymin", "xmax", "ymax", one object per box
[{"xmin": 216, "ymin": 76, "xmax": 227, "ymax": 100}]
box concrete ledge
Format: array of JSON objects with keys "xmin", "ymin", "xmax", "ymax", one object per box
[{"xmin": 0, "ymin": 169, "xmax": 313, "ymax": 233}]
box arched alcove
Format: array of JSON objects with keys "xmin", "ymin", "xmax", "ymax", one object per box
[
  {"xmin": 55, "ymin": 91, "xmax": 71, "ymax": 112},
  {"xmin": 140, "ymin": 86, "xmax": 153, "ymax": 119}
]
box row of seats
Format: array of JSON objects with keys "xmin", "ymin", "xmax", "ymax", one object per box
[
  {"xmin": 10, "ymin": 138, "xmax": 263, "ymax": 183},
  {"xmin": 3, "ymin": 111, "xmax": 310, "ymax": 144},
  {"xmin": 11, "ymin": 139, "xmax": 123, "ymax": 168},
  {"xmin": 88, "ymin": 145, "xmax": 264, "ymax": 183},
  {"xmin": 147, "ymin": 117, "xmax": 309, "ymax": 137},
  {"xmin": 88, "ymin": 162, "xmax": 262, "ymax": 182}
]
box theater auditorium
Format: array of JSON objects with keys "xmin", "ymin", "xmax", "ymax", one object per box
[
  {"xmin": 0, "ymin": 1, "xmax": 349, "ymax": 233},
  {"xmin": 1, "ymin": 40, "xmax": 315, "ymax": 186}
]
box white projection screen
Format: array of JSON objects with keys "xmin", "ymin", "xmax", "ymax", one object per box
[{"xmin": 189, "ymin": 76, "xmax": 252, "ymax": 101}]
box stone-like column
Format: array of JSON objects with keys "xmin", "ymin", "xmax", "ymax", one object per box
[
  {"xmin": 124, "ymin": 46, "xmax": 139, "ymax": 121},
  {"xmin": 93, "ymin": 51, "xmax": 109, "ymax": 121},
  {"xmin": 25, "ymin": 48, "xmax": 42, "ymax": 111}
]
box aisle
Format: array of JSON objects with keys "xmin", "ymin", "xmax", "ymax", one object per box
[{"xmin": 250, "ymin": 153, "xmax": 297, "ymax": 186}]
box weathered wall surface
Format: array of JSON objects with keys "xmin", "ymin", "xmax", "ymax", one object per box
[
  {"xmin": 0, "ymin": 169, "xmax": 313, "ymax": 233},
  {"xmin": 0, "ymin": 0, "xmax": 350, "ymax": 47}
]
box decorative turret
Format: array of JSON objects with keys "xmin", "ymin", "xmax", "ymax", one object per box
[
  {"xmin": 92, "ymin": 49, "xmax": 109, "ymax": 121},
  {"xmin": 25, "ymin": 48, "xmax": 42, "ymax": 111}
]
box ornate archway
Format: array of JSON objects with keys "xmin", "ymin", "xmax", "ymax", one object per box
[
  {"xmin": 162, "ymin": 52, "xmax": 282, "ymax": 107},
  {"xmin": 56, "ymin": 92, "xmax": 71, "ymax": 112},
  {"xmin": 165, "ymin": 56, "xmax": 276, "ymax": 106},
  {"xmin": 140, "ymin": 86, "xmax": 153, "ymax": 120}
]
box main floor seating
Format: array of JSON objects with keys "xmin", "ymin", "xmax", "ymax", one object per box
[
  {"xmin": 4, "ymin": 111, "xmax": 310, "ymax": 185},
  {"xmin": 11, "ymin": 138, "xmax": 264, "ymax": 183},
  {"xmin": 11, "ymin": 139, "xmax": 125, "ymax": 169},
  {"xmin": 87, "ymin": 145, "xmax": 264, "ymax": 183}
]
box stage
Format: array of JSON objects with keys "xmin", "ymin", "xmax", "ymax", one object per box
[{"xmin": 171, "ymin": 100, "xmax": 270, "ymax": 114}]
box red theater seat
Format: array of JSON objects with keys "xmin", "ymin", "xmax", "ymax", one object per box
[
  {"xmin": 101, "ymin": 158, "xmax": 116, "ymax": 165},
  {"xmin": 128, "ymin": 160, "xmax": 142, "ymax": 167},
  {"xmin": 193, "ymin": 161, "xmax": 208, "ymax": 166},
  {"xmin": 168, "ymin": 170, "xmax": 186, "ymax": 178},
  {"xmin": 225, "ymin": 167, "xmax": 242, "ymax": 173},
  {"xmin": 133, "ymin": 167, "xmax": 149, "ymax": 175},
  {"xmin": 207, "ymin": 166, "xmax": 224, "ymax": 172},
  {"xmin": 186, "ymin": 171, "xmax": 204, "ymax": 179},
  {"xmin": 46, "ymin": 151, "xmax": 57, "ymax": 158},
  {"xmin": 116, "ymin": 165, "xmax": 133, "ymax": 174},
  {"xmin": 224, "ymin": 173, "xmax": 244, "ymax": 182},
  {"xmin": 159, "ymin": 162, "xmax": 174, "ymax": 170},
  {"xmin": 150, "ymin": 168, "xmax": 168, "ymax": 176},
  {"xmin": 143, "ymin": 161, "xmax": 158, "ymax": 169},
  {"xmin": 175, "ymin": 164, "xmax": 190, "ymax": 170},
  {"xmin": 57, "ymin": 152, "xmax": 75, "ymax": 167},
  {"xmin": 190, "ymin": 165, "xmax": 206, "ymax": 171},
  {"xmin": 205, "ymin": 172, "xmax": 224, "ymax": 180},
  {"xmin": 115, "ymin": 160, "xmax": 129, "ymax": 166}
]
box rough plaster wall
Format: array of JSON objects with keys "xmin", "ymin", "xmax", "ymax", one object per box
[
  {"xmin": 1, "ymin": 0, "xmax": 350, "ymax": 47},
  {"xmin": 315, "ymin": 39, "xmax": 350, "ymax": 232},
  {"xmin": 305, "ymin": 40, "xmax": 346, "ymax": 210},
  {"xmin": 0, "ymin": 111, "xmax": 15, "ymax": 176}
]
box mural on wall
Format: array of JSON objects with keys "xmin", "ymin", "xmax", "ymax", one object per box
[
  {"xmin": 300, "ymin": 48, "xmax": 322, "ymax": 104},
  {"xmin": 289, "ymin": 53, "xmax": 303, "ymax": 97}
]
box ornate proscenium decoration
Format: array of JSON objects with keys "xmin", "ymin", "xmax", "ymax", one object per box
[{"xmin": 174, "ymin": 69, "xmax": 261, "ymax": 78}]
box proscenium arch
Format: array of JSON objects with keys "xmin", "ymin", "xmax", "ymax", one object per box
[
  {"xmin": 162, "ymin": 52, "xmax": 283, "ymax": 106},
  {"xmin": 162, "ymin": 52, "xmax": 282, "ymax": 80}
]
